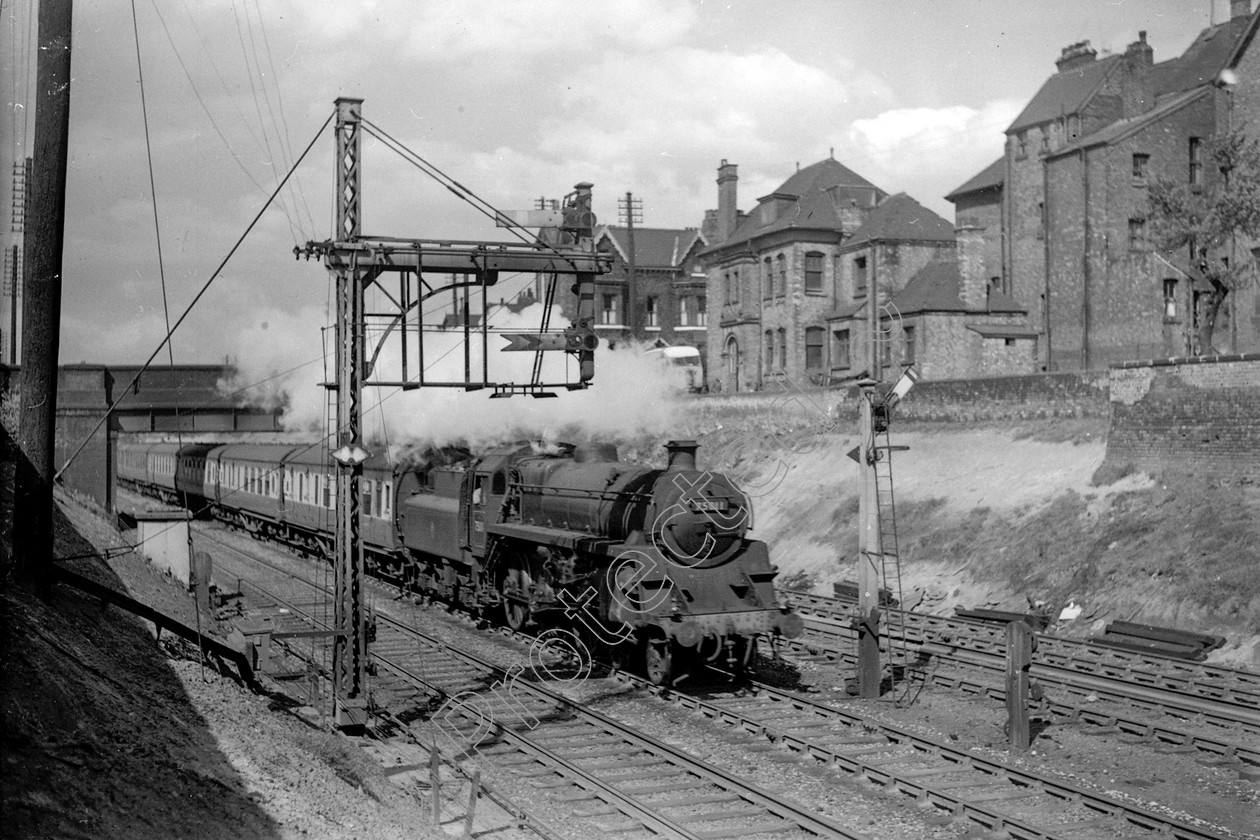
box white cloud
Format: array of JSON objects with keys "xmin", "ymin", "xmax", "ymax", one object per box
[
  {"xmin": 401, "ymin": 0, "xmax": 697, "ymax": 62},
  {"xmin": 845, "ymin": 99, "xmax": 1022, "ymax": 214}
]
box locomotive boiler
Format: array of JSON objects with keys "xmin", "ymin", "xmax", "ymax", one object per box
[{"xmin": 399, "ymin": 439, "xmax": 803, "ymax": 684}]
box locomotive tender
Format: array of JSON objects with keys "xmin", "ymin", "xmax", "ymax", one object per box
[{"xmin": 117, "ymin": 437, "xmax": 803, "ymax": 684}]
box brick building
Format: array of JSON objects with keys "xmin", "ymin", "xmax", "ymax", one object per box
[
  {"xmin": 701, "ymin": 157, "xmax": 1037, "ymax": 391},
  {"xmin": 950, "ymin": 0, "xmax": 1260, "ymax": 371},
  {"xmin": 550, "ymin": 225, "xmax": 708, "ymax": 358}
]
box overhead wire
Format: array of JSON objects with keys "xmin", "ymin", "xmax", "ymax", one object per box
[
  {"xmin": 149, "ymin": 0, "xmax": 305, "ymax": 238},
  {"xmin": 229, "ymin": 0, "xmax": 301, "ymax": 244},
  {"xmin": 247, "ymin": 0, "xmax": 316, "ymax": 235},
  {"xmin": 55, "ymin": 109, "xmax": 334, "ymax": 482}
]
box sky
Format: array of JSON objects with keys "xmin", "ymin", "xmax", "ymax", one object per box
[{"xmin": 0, "ymin": 0, "xmax": 1225, "ymax": 441}]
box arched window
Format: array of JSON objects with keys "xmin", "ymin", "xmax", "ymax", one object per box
[
  {"xmin": 776, "ymin": 254, "xmax": 787, "ymax": 296},
  {"xmin": 765, "ymin": 330, "xmax": 774, "ymax": 372},
  {"xmin": 777, "ymin": 327, "xmax": 787, "ymax": 370},
  {"xmin": 763, "ymin": 257, "xmax": 773, "ymax": 298},
  {"xmin": 725, "ymin": 335, "xmax": 740, "ymax": 379}
]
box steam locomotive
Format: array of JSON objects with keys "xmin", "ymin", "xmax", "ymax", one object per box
[{"xmin": 117, "ymin": 438, "xmax": 803, "ymax": 684}]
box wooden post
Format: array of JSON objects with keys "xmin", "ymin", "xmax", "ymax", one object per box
[
  {"xmin": 15, "ymin": 0, "xmax": 73, "ymax": 591},
  {"xmin": 1006, "ymin": 620, "xmax": 1032, "ymax": 751},
  {"xmin": 856, "ymin": 378, "xmax": 882, "ymax": 699},
  {"xmin": 430, "ymin": 738, "xmax": 441, "ymax": 825},
  {"xmin": 462, "ymin": 769, "xmax": 480, "ymax": 840}
]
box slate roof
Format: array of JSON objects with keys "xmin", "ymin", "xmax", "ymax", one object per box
[
  {"xmin": 1154, "ymin": 14, "xmax": 1251, "ymax": 97},
  {"xmin": 945, "ymin": 157, "xmax": 1005, "ymax": 202},
  {"xmin": 1007, "ymin": 54, "xmax": 1121, "ymax": 134},
  {"xmin": 826, "ymin": 261, "xmax": 1025, "ymax": 321},
  {"xmin": 1051, "ymin": 86, "xmax": 1211, "ymax": 157},
  {"xmin": 845, "ymin": 193, "xmax": 955, "ymax": 247},
  {"xmin": 717, "ymin": 158, "xmax": 887, "ymax": 249},
  {"xmin": 597, "ymin": 226, "xmax": 706, "ymax": 268},
  {"xmin": 763, "ymin": 157, "xmax": 880, "ymax": 200}
]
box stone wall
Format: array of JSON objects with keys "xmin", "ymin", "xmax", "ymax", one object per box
[{"xmin": 1104, "ymin": 353, "xmax": 1260, "ymax": 482}]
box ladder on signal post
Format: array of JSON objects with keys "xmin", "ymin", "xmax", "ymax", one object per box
[{"xmin": 869, "ymin": 420, "xmax": 912, "ymax": 695}]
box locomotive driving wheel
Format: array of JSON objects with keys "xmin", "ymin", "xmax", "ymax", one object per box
[
  {"xmin": 644, "ymin": 633, "xmax": 674, "ymax": 685},
  {"xmin": 501, "ymin": 561, "xmax": 533, "ymax": 631}
]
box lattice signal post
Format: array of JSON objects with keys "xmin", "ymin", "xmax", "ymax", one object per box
[{"xmin": 295, "ymin": 98, "xmax": 609, "ymax": 730}]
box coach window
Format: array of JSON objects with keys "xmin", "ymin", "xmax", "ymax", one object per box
[
  {"xmin": 382, "ymin": 482, "xmax": 392, "ymax": 518},
  {"xmin": 363, "ymin": 480, "xmax": 374, "ymax": 517}
]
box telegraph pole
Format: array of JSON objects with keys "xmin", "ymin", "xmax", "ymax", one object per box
[
  {"xmin": 619, "ymin": 192, "xmax": 642, "ymax": 336},
  {"xmin": 15, "ymin": 0, "xmax": 73, "ymax": 588}
]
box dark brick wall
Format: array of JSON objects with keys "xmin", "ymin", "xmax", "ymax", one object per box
[
  {"xmin": 1104, "ymin": 354, "xmax": 1260, "ymax": 482},
  {"xmin": 891, "ymin": 370, "xmax": 1110, "ymax": 421}
]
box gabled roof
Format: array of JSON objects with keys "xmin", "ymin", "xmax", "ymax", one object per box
[
  {"xmin": 596, "ymin": 226, "xmax": 707, "ymax": 269},
  {"xmin": 1050, "ymin": 86, "xmax": 1211, "ymax": 157},
  {"xmin": 716, "ymin": 157, "xmax": 887, "ymax": 249},
  {"xmin": 890, "ymin": 261, "xmax": 1024, "ymax": 316},
  {"xmin": 1007, "ymin": 54, "xmax": 1120, "ymax": 134},
  {"xmin": 845, "ymin": 193, "xmax": 954, "ymax": 247},
  {"xmin": 945, "ymin": 157, "xmax": 1005, "ymax": 203},
  {"xmin": 1156, "ymin": 14, "xmax": 1252, "ymax": 97}
]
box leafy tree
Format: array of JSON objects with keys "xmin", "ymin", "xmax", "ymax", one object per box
[{"xmin": 1148, "ymin": 128, "xmax": 1260, "ymax": 354}]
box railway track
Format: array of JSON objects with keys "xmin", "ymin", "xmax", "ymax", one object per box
[
  {"xmin": 207, "ymin": 533, "xmax": 868, "ymax": 840},
  {"xmin": 781, "ymin": 588, "xmax": 1260, "ymax": 710},
  {"xmin": 781, "ymin": 589, "xmax": 1260, "ymax": 742},
  {"xmin": 199, "ymin": 527, "xmax": 1253, "ymax": 839}
]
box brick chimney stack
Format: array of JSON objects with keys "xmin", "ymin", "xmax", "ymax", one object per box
[
  {"xmin": 1233, "ymin": 0, "xmax": 1252, "ymax": 20},
  {"xmin": 716, "ymin": 159, "xmax": 738, "ymax": 243},
  {"xmin": 1056, "ymin": 40, "xmax": 1097, "ymax": 73},
  {"xmin": 1123, "ymin": 31, "xmax": 1155, "ymax": 117},
  {"xmin": 955, "ymin": 220, "xmax": 988, "ymax": 311}
]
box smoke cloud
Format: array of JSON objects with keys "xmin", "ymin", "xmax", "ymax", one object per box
[{"xmin": 221, "ymin": 294, "xmax": 688, "ymax": 452}]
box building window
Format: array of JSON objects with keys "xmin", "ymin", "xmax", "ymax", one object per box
[
  {"xmin": 776, "ymin": 254, "xmax": 786, "ymax": 297},
  {"xmin": 763, "ymin": 257, "xmax": 773, "ymax": 298},
  {"xmin": 1128, "ymin": 217, "xmax": 1148, "ymax": 251},
  {"xmin": 645, "ymin": 296, "xmax": 658, "ymax": 327},
  {"xmin": 764, "ymin": 330, "xmax": 774, "ymax": 371},
  {"xmin": 903, "ymin": 326, "xmax": 916, "ymax": 366},
  {"xmin": 804, "ymin": 252, "xmax": 824, "ymax": 293},
  {"xmin": 696, "ymin": 295, "xmax": 706, "ymax": 326},
  {"xmin": 1163, "ymin": 278, "xmax": 1178, "ymax": 319},
  {"xmin": 1016, "ymin": 131, "xmax": 1028, "ymax": 159},
  {"xmin": 804, "ymin": 326, "xmax": 824, "ymax": 370},
  {"xmin": 600, "ymin": 293, "xmax": 619, "ymax": 325},
  {"xmin": 1132, "ymin": 153, "xmax": 1150, "ymax": 184},
  {"xmin": 723, "ymin": 272, "xmax": 732, "ymax": 305},
  {"xmin": 677, "ymin": 296, "xmax": 689, "ymax": 326},
  {"xmin": 777, "ymin": 327, "xmax": 787, "ymax": 370},
  {"xmin": 730, "ymin": 268, "xmax": 740, "ymax": 305},
  {"xmin": 1189, "ymin": 137, "xmax": 1203, "ymax": 188},
  {"xmin": 854, "ymin": 256, "xmax": 868, "ymax": 298},
  {"xmin": 834, "ymin": 329, "xmax": 851, "ymax": 369}
]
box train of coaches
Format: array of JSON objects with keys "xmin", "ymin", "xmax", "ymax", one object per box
[{"xmin": 118, "ymin": 437, "xmax": 802, "ymax": 684}]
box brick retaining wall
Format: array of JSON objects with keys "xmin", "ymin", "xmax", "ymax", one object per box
[{"xmin": 1104, "ymin": 353, "xmax": 1260, "ymax": 483}]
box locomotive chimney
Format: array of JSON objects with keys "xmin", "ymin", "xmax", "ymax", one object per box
[{"xmin": 665, "ymin": 440, "xmax": 699, "ymax": 471}]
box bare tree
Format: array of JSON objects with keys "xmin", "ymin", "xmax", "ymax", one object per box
[{"xmin": 1148, "ymin": 128, "xmax": 1260, "ymax": 354}]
